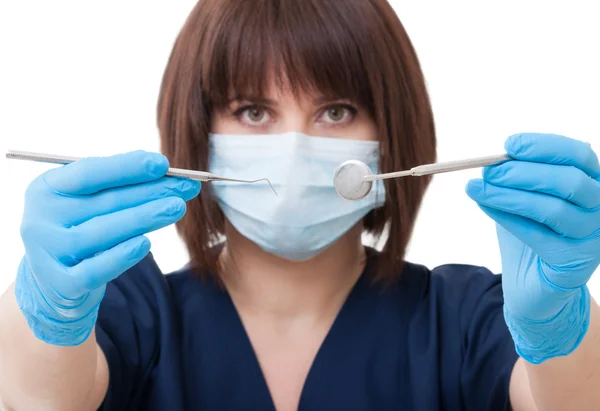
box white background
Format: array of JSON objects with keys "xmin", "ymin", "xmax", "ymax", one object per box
[{"xmin": 0, "ymin": 1, "xmax": 598, "ymax": 299}]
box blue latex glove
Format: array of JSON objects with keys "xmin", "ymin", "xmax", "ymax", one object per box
[
  {"xmin": 466, "ymin": 133, "xmax": 600, "ymax": 364},
  {"xmin": 15, "ymin": 151, "xmax": 201, "ymax": 346}
]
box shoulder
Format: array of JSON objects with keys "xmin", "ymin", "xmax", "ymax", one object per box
[
  {"xmin": 96, "ymin": 253, "xmax": 214, "ymax": 408},
  {"xmin": 397, "ymin": 261, "xmax": 516, "ymax": 410},
  {"xmin": 97, "ymin": 252, "xmax": 212, "ymax": 350},
  {"xmin": 397, "ymin": 260, "xmax": 502, "ymax": 305},
  {"xmin": 390, "ymin": 260, "xmax": 506, "ymax": 336},
  {"xmin": 99, "ymin": 253, "xmax": 212, "ymax": 310},
  {"xmin": 427, "ymin": 263, "xmax": 502, "ymax": 303},
  {"xmin": 98, "ymin": 252, "xmax": 166, "ymax": 323}
]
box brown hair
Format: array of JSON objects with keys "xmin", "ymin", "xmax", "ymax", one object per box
[{"xmin": 157, "ymin": 0, "xmax": 436, "ymax": 284}]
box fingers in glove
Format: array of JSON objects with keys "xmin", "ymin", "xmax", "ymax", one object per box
[
  {"xmin": 505, "ymin": 133, "xmax": 600, "ymax": 179},
  {"xmin": 65, "ymin": 176, "xmax": 201, "ymax": 226},
  {"xmin": 59, "ymin": 196, "xmax": 187, "ymax": 262},
  {"xmin": 67, "ymin": 235, "xmax": 151, "ymax": 292},
  {"xmin": 466, "ymin": 179, "xmax": 600, "ymax": 239},
  {"xmin": 42, "ymin": 150, "xmax": 170, "ymax": 195},
  {"xmin": 482, "ymin": 161, "xmax": 600, "ymax": 209},
  {"xmin": 475, "ymin": 204, "xmax": 591, "ymax": 290}
]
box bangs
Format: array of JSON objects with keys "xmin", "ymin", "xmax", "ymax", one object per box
[{"xmin": 199, "ymin": 0, "xmax": 376, "ymax": 112}]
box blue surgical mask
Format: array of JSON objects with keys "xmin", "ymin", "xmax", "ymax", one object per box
[{"xmin": 208, "ymin": 131, "xmax": 386, "ymax": 261}]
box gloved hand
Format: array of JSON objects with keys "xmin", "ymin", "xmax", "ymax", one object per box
[
  {"xmin": 466, "ymin": 133, "xmax": 600, "ymax": 364},
  {"xmin": 15, "ymin": 151, "xmax": 201, "ymax": 346}
]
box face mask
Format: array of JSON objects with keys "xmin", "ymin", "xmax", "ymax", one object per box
[{"xmin": 208, "ymin": 131, "xmax": 386, "ymax": 261}]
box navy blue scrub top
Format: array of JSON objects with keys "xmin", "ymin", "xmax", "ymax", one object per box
[{"xmin": 95, "ymin": 249, "xmax": 519, "ymax": 411}]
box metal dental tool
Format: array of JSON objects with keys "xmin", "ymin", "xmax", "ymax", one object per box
[
  {"xmin": 333, "ymin": 153, "xmax": 511, "ymax": 201},
  {"xmin": 5, "ymin": 150, "xmax": 278, "ymax": 196},
  {"xmin": 333, "ymin": 140, "xmax": 594, "ymax": 201}
]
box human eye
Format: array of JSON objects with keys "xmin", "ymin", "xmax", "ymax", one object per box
[
  {"xmin": 317, "ymin": 104, "xmax": 357, "ymax": 126},
  {"xmin": 233, "ymin": 105, "xmax": 273, "ymax": 127}
]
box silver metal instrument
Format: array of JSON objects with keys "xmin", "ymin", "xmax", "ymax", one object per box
[
  {"xmin": 5, "ymin": 150, "xmax": 278, "ymax": 195},
  {"xmin": 334, "ymin": 139, "xmax": 593, "ymax": 201},
  {"xmin": 333, "ymin": 153, "xmax": 511, "ymax": 201}
]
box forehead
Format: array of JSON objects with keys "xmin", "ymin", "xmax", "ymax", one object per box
[{"xmin": 230, "ymin": 72, "xmax": 333, "ymax": 104}]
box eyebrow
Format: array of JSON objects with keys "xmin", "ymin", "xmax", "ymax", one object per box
[
  {"xmin": 228, "ymin": 95, "xmax": 349, "ymax": 106},
  {"xmin": 229, "ymin": 95, "xmax": 278, "ymax": 106},
  {"xmin": 312, "ymin": 96, "xmax": 347, "ymax": 106}
]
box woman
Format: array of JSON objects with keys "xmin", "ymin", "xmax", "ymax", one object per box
[{"xmin": 1, "ymin": 1, "xmax": 599, "ymax": 410}]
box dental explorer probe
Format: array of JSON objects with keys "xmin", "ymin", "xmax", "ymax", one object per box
[
  {"xmin": 333, "ymin": 153, "xmax": 511, "ymax": 201},
  {"xmin": 5, "ymin": 150, "xmax": 278, "ymax": 196}
]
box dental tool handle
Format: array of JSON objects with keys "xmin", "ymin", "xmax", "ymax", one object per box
[
  {"xmin": 411, "ymin": 141, "xmax": 592, "ymax": 177},
  {"xmin": 411, "ymin": 153, "xmax": 511, "ymax": 176},
  {"xmin": 163, "ymin": 167, "xmax": 215, "ymax": 182},
  {"xmin": 5, "ymin": 150, "xmax": 216, "ymax": 181},
  {"xmin": 365, "ymin": 153, "xmax": 512, "ymax": 181}
]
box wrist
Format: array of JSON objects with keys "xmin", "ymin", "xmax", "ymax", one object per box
[
  {"xmin": 503, "ymin": 285, "xmax": 590, "ymax": 364},
  {"xmin": 14, "ymin": 257, "xmax": 102, "ymax": 346}
]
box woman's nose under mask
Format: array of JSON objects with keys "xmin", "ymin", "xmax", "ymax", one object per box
[{"xmin": 208, "ymin": 131, "xmax": 386, "ymax": 261}]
